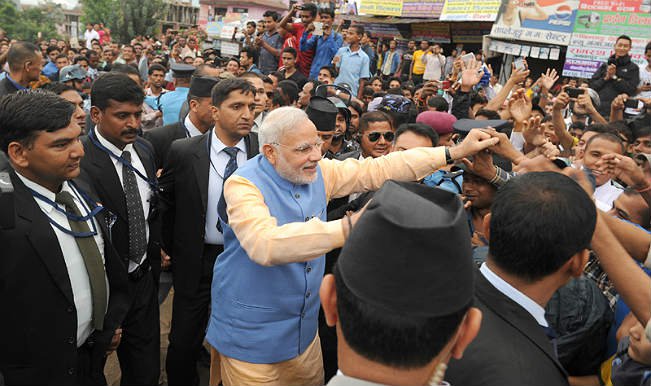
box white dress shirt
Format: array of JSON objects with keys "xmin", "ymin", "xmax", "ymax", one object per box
[
  {"xmin": 480, "ymin": 263, "xmax": 549, "ymax": 327},
  {"xmin": 184, "ymin": 115, "xmax": 203, "ymax": 138},
  {"xmin": 17, "ymin": 173, "xmax": 107, "ymax": 346},
  {"xmin": 96, "ymin": 129, "xmax": 152, "ymax": 272},
  {"xmin": 594, "ymin": 180, "xmax": 624, "ymax": 212},
  {"xmin": 204, "ymin": 131, "xmax": 247, "ymax": 245},
  {"xmin": 84, "ymin": 29, "xmax": 100, "ymax": 49}
]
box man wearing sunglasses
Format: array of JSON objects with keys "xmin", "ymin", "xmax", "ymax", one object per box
[
  {"xmin": 205, "ymin": 106, "xmax": 500, "ymax": 386},
  {"xmin": 359, "ymin": 111, "xmax": 395, "ymax": 159}
]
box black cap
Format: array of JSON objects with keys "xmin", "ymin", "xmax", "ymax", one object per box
[
  {"xmin": 337, "ymin": 180, "xmax": 475, "ymax": 318},
  {"xmin": 306, "ymin": 96, "xmax": 338, "ymax": 132},
  {"xmin": 189, "ymin": 76, "xmax": 219, "ymax": 98},
  {"xmin": 171, "ymin": 63, "xmax": 196, "ymax": 78},
  {"xmin": 453, "ymin": 119, "xmax": 510, "ymax": 133}
]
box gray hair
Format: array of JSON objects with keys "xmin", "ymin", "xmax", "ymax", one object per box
[{"xmin": 258, "ymin": 106, "xmax": 310, "ymax": 153}]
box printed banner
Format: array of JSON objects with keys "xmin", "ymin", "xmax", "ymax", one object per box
[
  {"xmin": 363, "ymin": 23, "xmax": 404, "ymax": 39},
  {"xmin": 563, "ymin": 0, "xmax": 650, "ymax": 78},
  {"xmin": 401, "ymin": 0, "xmax": 445, "ymax": 17},
  {"xmin": 450, "ymin": 23, "xmax": 494, "ymax": 43},
  {"xmin": 360, "ymin": 0, "xmax": 404, "ymax": 16},
  {"xmin": 411, "ymin": 23, "xmax": 451, "ymax": 43},
  {"xmin": 490, "ymin": 0, "xmax": 580, "ymax": 45},
  {"xmin": 440, "ymin": 0, "xmax": 501, "ymax": 21}
]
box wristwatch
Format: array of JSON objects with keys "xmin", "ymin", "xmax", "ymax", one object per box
[{"xmin": 445, "ymin": 147, "xmax": 454, "ymax": 165}]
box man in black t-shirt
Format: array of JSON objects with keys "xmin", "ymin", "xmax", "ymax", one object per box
[{"xmin": 397, "ymin": 40, "xmax": 415, "ymax": 82}]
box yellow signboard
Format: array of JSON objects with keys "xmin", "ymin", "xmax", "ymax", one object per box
[
  {"xmin": 360, "ymin": 0, "xmax": 404, "ymax": 16},
  {"xmin": 440, "ymin": 0, "xmax": 500, "ymax": 21}
]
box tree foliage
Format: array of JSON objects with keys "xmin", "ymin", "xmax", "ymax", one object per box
[
  {"xmin": 81, "ymin": 0, "xmax": 166, "ymax": 43},
  {"xmin": 0, "ymin": 0, "xmax": 63, "ymax": 41}
]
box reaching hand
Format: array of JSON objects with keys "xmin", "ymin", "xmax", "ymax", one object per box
[
  {"xmin": 483, "ymin": 127, "xmax": 525, "ymax": 164},
  {"xmin": 460, "ymin": 60, "xmax": 483, "ymax": 90},
  {"xmin": 508, "ymin": 88, "xmax": 533, "ymax": 123},
  {"xmin": 461, "ymin": 151, "xmax": 497, "ymax": 182},
  {"xmin": 539, "ymin": 141, "xmax": 560, "ymax": 159},
  {"xmin": 508, "ymin": 66, "xmax": 530, "ymax": 86},
  {"xmin": 522, "ymin": 115, "xmax": 546, "ymax": 147},
  {"xmin": 448, "ymin": 129, "xmax": 500, "ymax": 160},
  {"xmin": 576, "ymin": 91, "xmax": 596, "ymax": 114},
  {"xmin": 554, "ymin": 91, "xmax": 570, "ymax": 111},
  {"xmin": 611, "ymin": 94, "xmax": 628, "ymax": 112},
  {"xmin": 539, "ymin": 68, "xmax": 559, "ymax": 91},
  {"xmin": 597, "ymin": 154, "xmax": 649, "ymax": 189}
]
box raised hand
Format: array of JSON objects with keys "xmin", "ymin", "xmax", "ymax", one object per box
[
  {"xmin": 508, "ymin": 88, "xmax": 533, "ymax": 123},
  {"xmin": 522, "ymin": 115, "xmax": 545, "ymax": 147},
  {"xmin": 539, "ymin": 68, "xmax": 559, "ymax": 91},
  {"xmin": 460, "ymin": 59, "xmax": 483, "ymax": 90},
  {"xmin": 553, "ymin": 91, "xmax": 570, "ymax": 111}
]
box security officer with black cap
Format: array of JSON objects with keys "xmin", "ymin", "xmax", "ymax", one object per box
[
  {"xmin": 146, "ymin": 63, "xmax": 195, "ymax": 126},
  {"xmin": 320, "ymin": 180, "xmax": 482, "ymax": 386},
  {"xmin": 306, "ymin": 96, "xmax": 339, "ymax": 157},
  {"xmin": 145, "ymin": 76, "xmax": 220, "ymax": 170}
]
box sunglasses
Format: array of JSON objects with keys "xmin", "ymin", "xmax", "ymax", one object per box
[{"xmin": 367, "ymin": 132, "xmax": 395, "ymax": 142}]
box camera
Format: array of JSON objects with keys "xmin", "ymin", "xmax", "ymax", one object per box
[{"xmin": 566, "ymin": 87, "xmax": 584, "ymax": 98}]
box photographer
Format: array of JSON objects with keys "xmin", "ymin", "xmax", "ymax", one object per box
[{"xmin": 590, "ymin": 35, "xmax": 640, "ymax": 117}]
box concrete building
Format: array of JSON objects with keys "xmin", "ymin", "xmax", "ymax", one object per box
[
  {"xmin": 160, "ymin": 0, "xmax": 200, "ymax": 30},
  {"xmin": 198, "ymin": 0, "xmax": 289, "ymax": 25}
]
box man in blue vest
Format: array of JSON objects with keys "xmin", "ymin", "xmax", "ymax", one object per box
[{"xmin": 205, "ymin": 106, "xmax": 499, "ymax": 386}]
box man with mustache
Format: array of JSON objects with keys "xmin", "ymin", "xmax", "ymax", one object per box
[
  {"xmin": 79, "ymin": 73, "xmax": 162, "ymax": 385},
  {"xmin": 205, "ymin": 106, "xmax": 501, "ymax": 386},
  {"xmin": 0, "ymin": 90, "xmax": 130, "ymax": 386}
]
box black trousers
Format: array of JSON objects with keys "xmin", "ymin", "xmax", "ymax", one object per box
[
  {"xmin": 117, "ymin": 267, "xmax": 160, "ymax": 386},
  {"xmin": 166, "ymin": 244, "xmax": 222, "ymax": 386}
]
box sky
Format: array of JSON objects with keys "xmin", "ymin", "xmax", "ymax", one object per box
[{"xmin": 21, "ymin": 0, "xmax": 79, "ymax": 9}]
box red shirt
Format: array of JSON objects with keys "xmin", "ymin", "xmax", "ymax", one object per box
[
  {"xmin": 279, "ymin": 35, "xmax": 299, "ymax": 68},
  {"xmin": 292, "ymin": 22, "xmax": 314, "ymax": 77}
]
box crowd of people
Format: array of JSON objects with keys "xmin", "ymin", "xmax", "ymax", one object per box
[{"xmin": 0, "ymin": 3, "xmax": 651, "ymax": 386}]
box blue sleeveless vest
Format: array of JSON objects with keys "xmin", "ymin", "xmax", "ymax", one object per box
[{"xmin": 206, "ymin": 154, "xmax": 327, "ymax": 363}]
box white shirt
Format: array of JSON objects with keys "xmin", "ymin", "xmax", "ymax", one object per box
[
  {"xmin": 95, "ymin": 129, "xmax": 152, "ymax": 272},
  {"xmin": 594, "ymin": 180, "xmax": 623, "ymax": 212},
  {"xmin": 204, "ymin": 131, "xmax": 247, "ymax": 244},
  {"xmin": 638, "ymin": 65, "xmax": 651, "ymax": 99},
  {"xmin": 422, "ymin": 53, "xmax": 445, "ymax": 81},
  {"xmin": 185, "ymin": 115, "xmax": 203, "ymax": 138},
  {"xmin": 17, "ymin": 173, "xmax": 107, "ymax": 346},
  {"xmin": 480, "ymin": 263, "xmax": 549, "ymax": 327},
  {"xmin": 84, "ymin": 29, "xmax": 100, "ymax": 49},
  {"xmin": 251, "ymin": 111, "xmax": 266, "ymax": 133}
]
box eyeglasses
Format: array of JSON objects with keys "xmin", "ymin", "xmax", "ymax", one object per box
[
  {"xmin": 366, "ymin": 132, "xmax": 395, "ymax": 142},
  {"xmin": 271, "ymin": 140, "xmax": 324, "ymax": 155},
  {"xmin": 266, "ymin": 92, "xmax": 274, "ymax": 97}
]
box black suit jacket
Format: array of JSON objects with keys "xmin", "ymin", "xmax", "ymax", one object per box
[
  {"xmin": 78, "ymin": 132, "xmax": 162, "ymax": 281},
  {"xmin": 0, "ymin": 172, "xmax": 130, "ymax": 386},
  {"xmin": 0, "ymin": 76, "xmax": 20, "ymax": 97},
  {"xmin": 158, "ymin": 131, "xmax": 258, "ymax": 295},
  {"xmin": 446, "ymin": 272, "xmax": 569, "ymax": 386},
  {"xmin": 143, "ymin": 121, "xmax": 187, "ymax": 170}
]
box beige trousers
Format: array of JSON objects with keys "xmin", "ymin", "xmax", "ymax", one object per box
[{"xmin": 209, "ymin": 336, "xmax": 324, "ymax": 386}]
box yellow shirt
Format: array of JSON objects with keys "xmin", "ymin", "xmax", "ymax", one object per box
[
  {"xmin": 223, "ymin": 147, "xmax": 446, "ymax": 266},
  {"xmin": 412, "ymin": 50, "xmax": 426, "ymax": 75}
]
